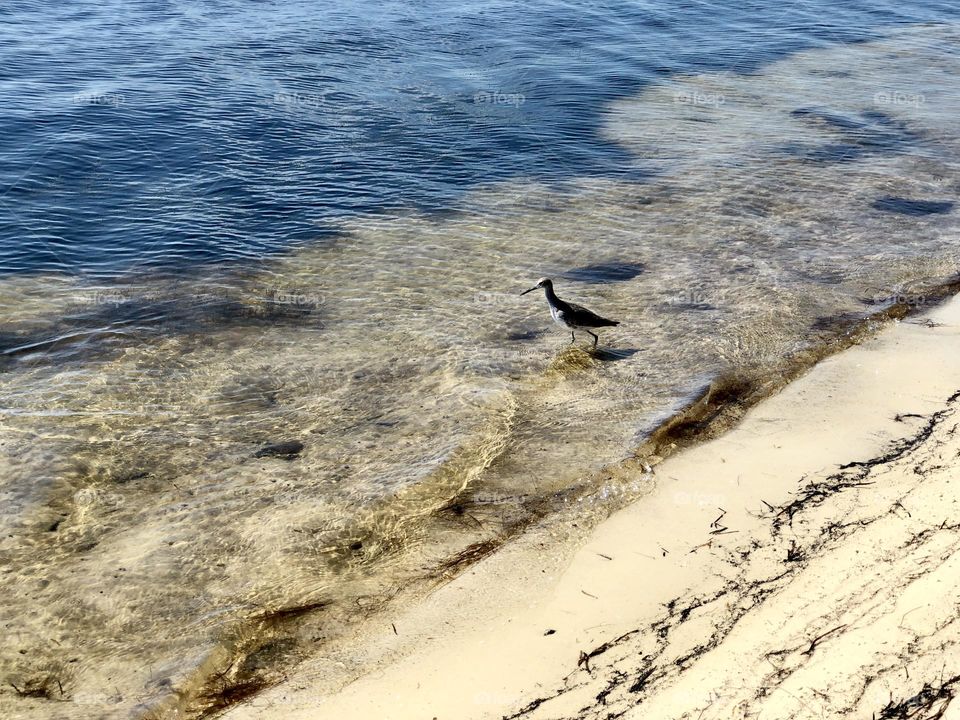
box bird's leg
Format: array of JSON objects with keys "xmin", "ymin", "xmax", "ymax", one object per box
[
  {"xmin": 570, "ymin": 331, "xmax": 576, "ymax": 344},
  {"xmin": 587, "ymin": 331, "xmax": 598, "ymax": 348}
]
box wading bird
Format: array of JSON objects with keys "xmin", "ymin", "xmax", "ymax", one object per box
[{"xmin": 520, "ymin": 277, "xmax": 619, "ymax": 347}]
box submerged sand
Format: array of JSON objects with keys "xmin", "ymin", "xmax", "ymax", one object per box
[{"xmin": 222, "ymin": 293, "xmax": 960, "ymax": 719}]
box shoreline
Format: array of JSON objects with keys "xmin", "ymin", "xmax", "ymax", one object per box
[
  {"xmin": 153, "ymin": 280, "xmax": 960, "ymax": 720},
  {"xmin": 219, "ymin": 293, "xmax": 960, "ymax": 719},
  {"xmin": 6, "ymin": 281, "xmax": 960, "ymax": 720}
]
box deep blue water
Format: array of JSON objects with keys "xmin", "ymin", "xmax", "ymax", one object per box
[{"xmin": 1, "ymin": 0, "xmax": 958, "ymax": 277}]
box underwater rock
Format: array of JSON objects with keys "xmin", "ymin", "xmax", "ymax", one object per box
[
  {"xmin": 561, "ymin": 261, "xmax": 645, "ymax": 284},
  {"xmin": 253, "ymin": 441, "xmax": 304, "ymax": 460},
  {"xmin": 872, "ymin": 196, "xmax": 954, "ymax": 216}
]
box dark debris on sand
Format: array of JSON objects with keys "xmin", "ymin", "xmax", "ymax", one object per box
[
  {"xmin": 876, "ymin": 675, "xmax": 960, "ymax": 720},
  {"xmin": 502, "ymin": 389, "xmax": 960, "ymax": 720}
]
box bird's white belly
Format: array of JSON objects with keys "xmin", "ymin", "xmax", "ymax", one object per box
[{"xmin": 550, "ymin": 306, "xmax": 573, "ymax": 328}]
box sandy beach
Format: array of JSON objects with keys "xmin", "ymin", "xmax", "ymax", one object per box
[{"xmin": 217, "ymin": 295, "xmax": 960, "ymax": 720}]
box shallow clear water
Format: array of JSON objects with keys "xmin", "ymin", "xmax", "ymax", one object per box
[{"xmin": 2, "ymin": 1, "xmax": 960, "ymax": 717}]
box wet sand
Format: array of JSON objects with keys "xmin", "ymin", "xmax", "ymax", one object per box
[{"xmin": 222, "ymin": 295, "xmax": 960, "ymax": 719}]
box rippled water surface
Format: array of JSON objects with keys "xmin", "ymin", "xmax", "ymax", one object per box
[{"xmin": 2, "ymin": 1, "xmax": 960, "ymax": 717}]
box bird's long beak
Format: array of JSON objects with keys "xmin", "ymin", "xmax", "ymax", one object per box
[{"xmin": 520, "ymin": 286, "xmax": 538, "ymax": 296}]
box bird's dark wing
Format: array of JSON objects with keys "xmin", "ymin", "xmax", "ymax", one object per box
[{"xmin": 564, "ymin": 301, "xmax": 620, "ymax": 328}]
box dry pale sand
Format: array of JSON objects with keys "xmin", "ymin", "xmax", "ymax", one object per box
[{"xmin": 224, "ymin": 296, "xmax": 960, "ymax": 720}]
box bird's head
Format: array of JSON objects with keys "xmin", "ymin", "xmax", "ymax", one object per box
[{"xmin": 520, "ymin": 277, "xmax": 552, "ymax": 296}]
